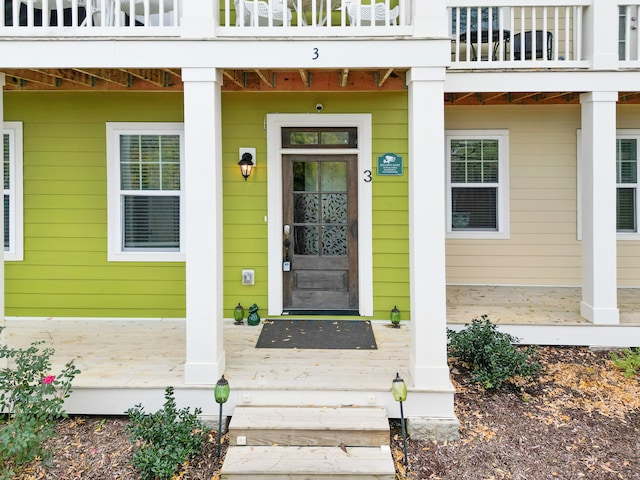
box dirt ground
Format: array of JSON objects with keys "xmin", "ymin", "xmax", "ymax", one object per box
[{"xmin": 10, "ymin": 346, "xmax": 640, "ymax": 480}]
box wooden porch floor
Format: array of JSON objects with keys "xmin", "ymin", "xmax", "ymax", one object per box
[{"xmin": 2, "ymin": 286, "xmax": 640, "ymax": 391}]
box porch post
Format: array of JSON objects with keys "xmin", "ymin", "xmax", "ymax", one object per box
[
  {"xmin": 580, "ymin": 91, "xmax": 619, "ymax": 325},
  {"xmin": 182, "ymin": 67, "xmax": 225, "ymax": 384},
  {"xmin": 0, "ymin": 73, "xmax": 5, "ymax": 370},
  {"xmin": 406, "ymin": 67, "xmax": 451, "ymax": 388}
]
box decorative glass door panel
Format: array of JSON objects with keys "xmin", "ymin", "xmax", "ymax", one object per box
[{"xmin": 283, "ymin": 154, "xmax": 358, "ymax": 312}]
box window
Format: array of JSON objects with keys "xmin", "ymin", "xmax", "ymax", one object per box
[
  {"xmin": 3, "ymin": 122, "xmax": 24, "ymax": 261},
  {"xmin": 106, "ymin": 123, "xmax": 185, "ymax": 262},
  {"xmin": 446, "ymin": 130, "xmax": 509, "ymax": 238},
  {"xmin": 616, "ymin": 134, "xmax": 639, "ymax": 233}
]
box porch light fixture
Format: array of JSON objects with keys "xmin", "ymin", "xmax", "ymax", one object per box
[
  {"xmin": 238, "ymin": 152, "xmax": 254, "ymax": 180},
  {"xmin": 214, "ymin": 375, "xmax": 230, "ymax": 457},
  {"xmin": 392, "ymin": 372, "xmax": 408, "ymax": 468}
]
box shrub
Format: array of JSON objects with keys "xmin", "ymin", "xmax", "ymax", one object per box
[
  {"xmin": 126, "ymin": 386, "xmax": 206, "ymax": 480},
  {"xmin": 447, "ymin": 315, "xmax": 541, "ymax": 389},
  {"xmin": 610, "ymin": 348, "xmax": 640, "ymax": 378},
  {"xmin": 0, "ymin": 327, "xmax": 80, "ymax": 479}
]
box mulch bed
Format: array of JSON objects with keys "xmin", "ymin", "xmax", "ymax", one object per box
[{"xmin": 10, "ymin": 346, "xmax": 640, "ymax": 480}]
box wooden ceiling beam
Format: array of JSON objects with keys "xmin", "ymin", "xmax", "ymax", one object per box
[
  {"xmin": 254, "ymin": 69, "xmax": 274, "ymax": 88},
  {"xmin": 222, "ymin": 69, "xmax": 245, "ymax": 88},
  {"xmin": 121, "ymin": 69, "xmax": 169, "ymax": 87},
  {"xmin": 298, "ymin": 69, "xmax": 311, "ymax": 87},
  {"xmin": 376, "ymin": 68, "xmax": 394, "ymax": 87},
  {"xmin": 75, "ymin": 68, "xmax": 131, "ymax": 87},
  {"xmin": 2, "ymin": 69, "xmax": 60, "ymax": 87},
  {"xmin": 33, "ymin": 68, "xmax": 96, "ymax": 87},
  {"xmin": 339, "ymin": 69, "xmax": 349, "ymax": 87}
]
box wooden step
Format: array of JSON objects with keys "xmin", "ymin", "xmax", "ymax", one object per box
[
  {"xmin": 228, "ymin": 406, "xmax": 390, "ymax": 447},
  {"xmin": 220, "ymin": 445, "xmax": 396, "ymax": 479}
]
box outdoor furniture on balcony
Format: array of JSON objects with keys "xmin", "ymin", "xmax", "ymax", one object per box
[
  {"xmin": 287, "ymin": 0, "xmax": 341, "ymax": 26},
  {"xmin": 234, "ymin": 0, "xmax": 292, "ymax": 26},
  {"xmin": 513, "ymin": 30, "xmax": 553, "ymax": 60},
  {"xmin": 451, "ymin": 6, "xmax": 510, "ymax": 61},
  {"xmin": 345, "ymin": 0, "xmax": 399, "ymax": 26},
  {"xmin": 5, "ymin": 0, "xmax": 90, "ymax": 26}
]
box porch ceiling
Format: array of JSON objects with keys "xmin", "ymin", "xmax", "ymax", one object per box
[{"xmin": 2, "ymin": 68, "xmax": 640, "ymax": 105}]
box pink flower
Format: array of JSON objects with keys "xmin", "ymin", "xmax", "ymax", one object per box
[{"xmin": 41, "ymin": 375, "xmax": 56, "ymax": 385}]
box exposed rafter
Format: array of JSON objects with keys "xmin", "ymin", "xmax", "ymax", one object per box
[
  {"xmin": 122, "ymin": 69, "xmax": 170, "ymax": 87},
  {"xmin": 33, "ymin": 68, "xmax": 96, "ymax": 87},
  {"xmin": 298, "ymin": 69, "xmax": 311, "ymax": 87},
  {"xmin": 376, "ymin": 68, "xmax": 394, "ymax": 87},
  {"xmin": 254, "ymin": 69, "xmax": 274, "ymax": 88},
  {"xmin": 222, "ymin": 70, "xmax": 245, "ymax": 88},
  {"xmin": 75, "ymin": 69, "xmax": 131, "ymax": 87},
  {"xmin": 339, "ymin": 69, "xmax": 349, "ymax": 87},
  {"xmin": 4, "ymin": 69, "xmax": 60, "ymax": 87}
]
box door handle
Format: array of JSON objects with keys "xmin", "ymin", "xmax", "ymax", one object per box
[{"xmin": 284, "ymin": 224, "xmax": 290, "ymax": 235}]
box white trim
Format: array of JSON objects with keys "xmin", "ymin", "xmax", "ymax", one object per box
[
  {"xmin": 445, "ymin": 129, "xmax": 510, "ymax": 239},
  {"xmin": 106, "ymin": 122, "xmax": 185, "ymax": 262},
  {"xmin": 266, "ymin": 114, "xmax": 373, "ymax": 316},
  {"xmin": 3, "ymin": 122, "xmax": 24, "ymax": 262},
  {"xmin": 577, "ymin": 128, "xmax": 640, "ymax": 241}
]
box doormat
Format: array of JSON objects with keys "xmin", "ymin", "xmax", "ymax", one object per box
[{"xmin": 256, "ymin": 319, "xmax": 377, "ymax": 350}]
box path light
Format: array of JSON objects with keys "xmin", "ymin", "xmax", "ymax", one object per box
[
  {"xmin": 214, "ymin": 375, "xmax": 230, "ymax": 458},
  {"xmin": 392, "ymin": 372, "xmax": 408, "ymax": 468}
]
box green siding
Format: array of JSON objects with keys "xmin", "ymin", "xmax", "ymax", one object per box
[{"xmin": 5, "ymin": 90, "xmax": 411, "ymax": 319}]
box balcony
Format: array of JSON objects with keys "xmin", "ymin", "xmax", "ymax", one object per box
[{"xmin": 1, "ymin": 1, "xmax": 639, "ymax": 70}]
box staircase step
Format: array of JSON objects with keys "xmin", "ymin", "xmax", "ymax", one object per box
[
  {"xmin": 220, "ymin": 445, "xmax": 396, "ymax": 479},
  {"xmin": 228, "ymin": 406, "xmax": 389, "ymax": 447}
]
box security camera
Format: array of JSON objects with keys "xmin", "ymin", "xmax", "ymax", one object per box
[{"xmin": 315, "ymin": 103, "xmax": 324, "ymax": 112}]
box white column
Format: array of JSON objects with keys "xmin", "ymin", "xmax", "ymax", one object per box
[
  {"xmin": 407, "ymin": 67, "xmax": 451, "ymax": 388},
  {"xmin": 0, "ymin": 73, "xmax": 6, "ymax": 371},
  {"xmin": 182, "ymin": 68, "xmax": 225, "ymax": 384},
  {"xmin": 181, "ymin": 0, "xmax": 216, "ymax": 38},
  {"xmin": 580, "ymin": 91, "xmax": 619, "ymax": 325}
]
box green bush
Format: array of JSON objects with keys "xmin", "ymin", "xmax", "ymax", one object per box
[
  {"xmin": 0, "ymin": 327, "xmax": 80, "ymax": 479},
  {"xmin": 610, "ymin": 348, "xmax": 640, "ymax": 378},
  {"xmin": 126, "ymin": 386, "xmax": 206, "ymax": 480},
  {"xmin": 447, "ymin": 315, "xmax": 541, "ymax": 389}
]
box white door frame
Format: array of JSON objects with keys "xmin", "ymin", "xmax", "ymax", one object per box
[{"xmin": 266, "ymin": 113, "xmax": 373, "ymax": 316}]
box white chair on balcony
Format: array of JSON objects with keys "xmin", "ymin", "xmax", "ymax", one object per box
[
  {"xmin": 345, "ymin": 0, "xmax": 398, "ymax": 26},
  {"xmin": 234, "ymin": 0, "xmax": 292, "ymax": 26}
]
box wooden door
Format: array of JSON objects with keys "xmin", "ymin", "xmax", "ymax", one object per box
[{"xmin": 282, "ymin": 154, "xmax": 358, "ymax": 314}]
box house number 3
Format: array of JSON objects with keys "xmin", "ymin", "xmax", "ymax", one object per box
[
  {"xmin": 364, "ymin": 170, "xmax": 372, "ymax": 182},
  {"xmin": 312, "ymin": 48, "xmax": 319, "ymax": 60}
]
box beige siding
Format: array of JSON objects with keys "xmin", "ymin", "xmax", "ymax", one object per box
[{"xmin": 445, "ymin": 105, "xmax": 582, "ymax": 285}]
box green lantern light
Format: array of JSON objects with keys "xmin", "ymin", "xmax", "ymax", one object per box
[
  {"xmin": 390, "ymin": 305, "xmax": 401, "ymax": 328},
  {"xmin": 214, "ymin": 375, "xmax": 230, "ymax": 458},
  {"xmin": 392, "ymin": 372, "xmax": 408, "ymax": 468},
  {"xmin": 233, "ymin": 303, "xmax": 245, "ymax": 325}
]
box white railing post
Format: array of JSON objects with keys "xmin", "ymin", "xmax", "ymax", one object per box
[
  {"xmin": 413, "ymin": 0, "xmax": 448, "ymax": 37},
  {"xmin": 182, "ymin": 0, "xmax": 216, "ymax": 38},
  {"xmin": 583, "ymin": 0, "xmax": 618, "ymax": 68}
]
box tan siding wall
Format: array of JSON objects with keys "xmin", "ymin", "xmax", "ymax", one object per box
[{"xmin": 445, "ymin": 105, "xmax": 583, "ymax": 285}]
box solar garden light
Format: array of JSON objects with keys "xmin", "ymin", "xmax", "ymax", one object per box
[
  {"xmin": 392, "ymin": 372, "xmax": 408, "ymax": 468},
  {"xmin": 214, "ymin": 375, "xmax": 230, "ymax": 458},
  {"xmin": 390, "ymin": 305, "xmax": 401, "ymax": 328}
]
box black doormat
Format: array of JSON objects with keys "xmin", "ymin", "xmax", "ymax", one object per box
[{"xmin": 256, "ymin": 319, "xmax": 377, "ymax": 350}]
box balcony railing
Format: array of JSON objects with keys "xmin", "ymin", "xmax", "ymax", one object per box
[
  {"xmin": 2, "ymin": 1, "xmax": 639, "ymax": 69},
  {"xmin": 619, "ymin": 3, "xmax": 640, "ymax": 63},
  {"xmin": 448, "ymin": 1, "xmax": 589, "ymax": 68}
]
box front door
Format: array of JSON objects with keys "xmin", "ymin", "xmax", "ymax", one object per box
[{"xmin": 281, "ymin": 128, "xmax": 359, "ymax": 314}]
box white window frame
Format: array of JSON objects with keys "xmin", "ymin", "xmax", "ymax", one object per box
[
  {"xmin": 3, "ymin": 122, "xmax": 24, "ymax": 261},
  {"xmin": 577, "ymin": 129, "xmax": 640, "ymax": 240},
  {"xmin": 445, "ymin": 130, "xmax": 510, "ymax": 239},
  {"xmin": 106, "ymin": 122, "xmax": 185, "ymax": 262}
]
